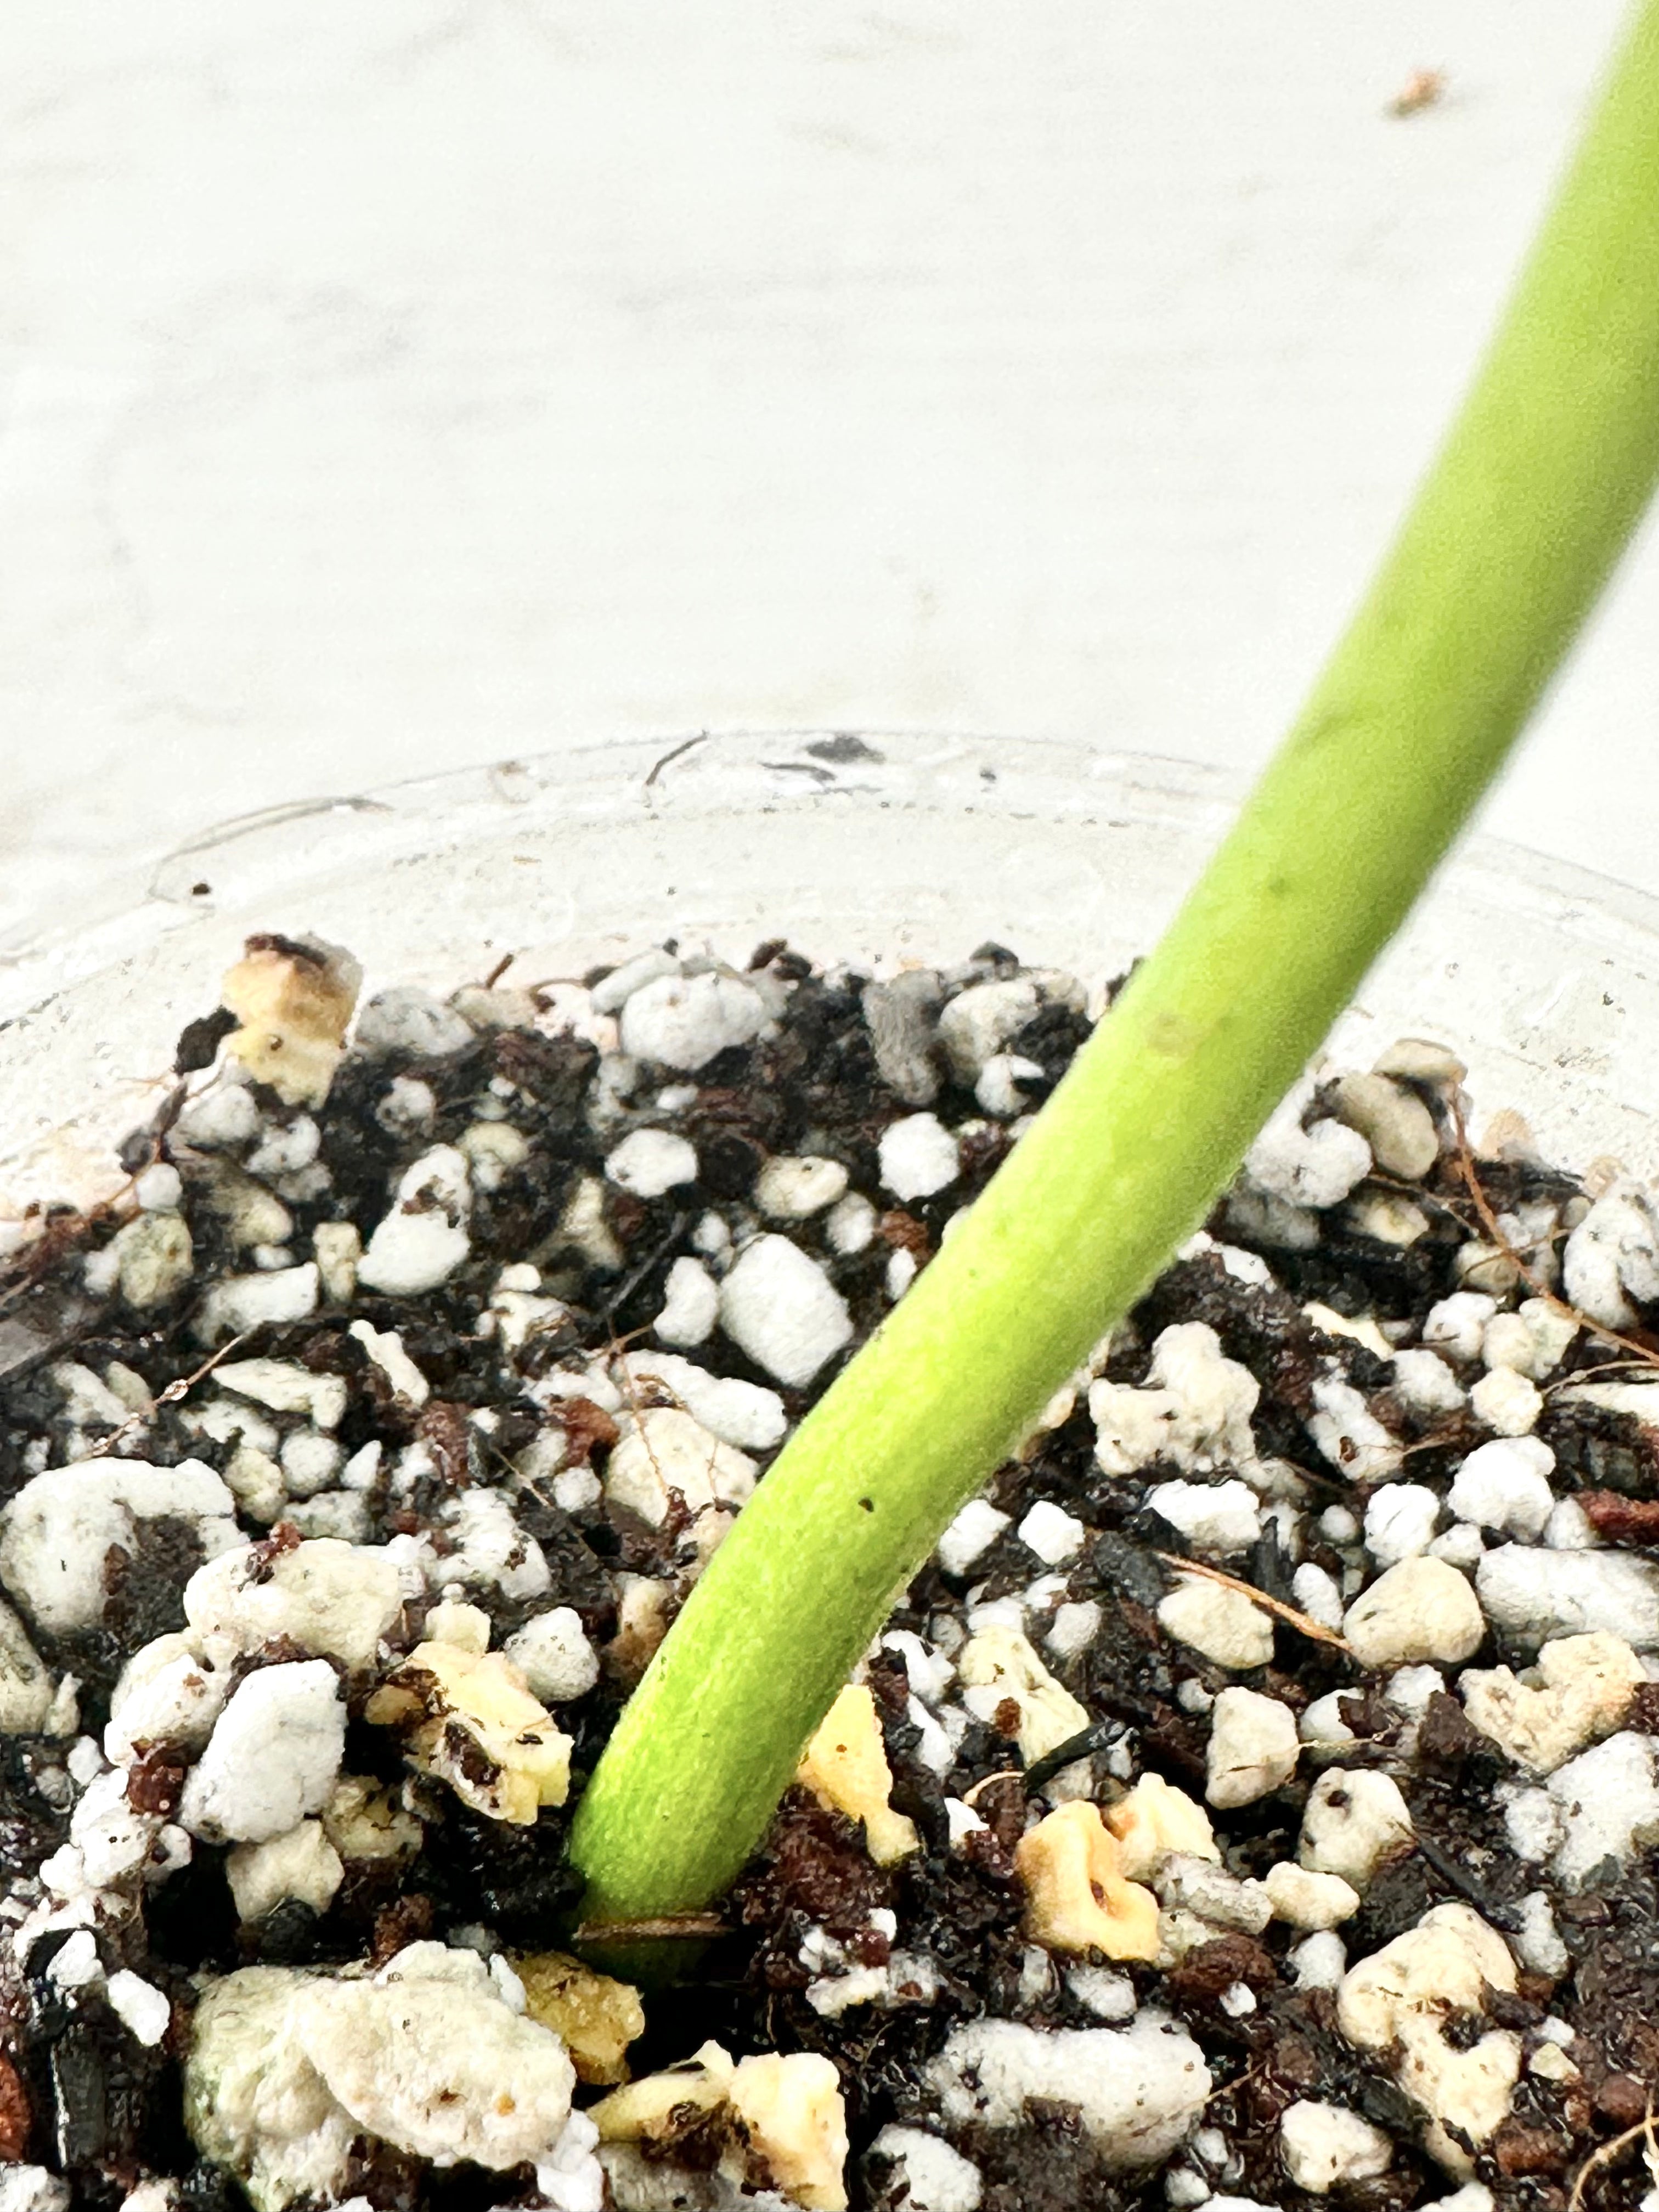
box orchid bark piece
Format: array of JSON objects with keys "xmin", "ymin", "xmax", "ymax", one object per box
[{"xmin": 571, "ymin": 0, "xmax": 1659, "ymax": 1928}]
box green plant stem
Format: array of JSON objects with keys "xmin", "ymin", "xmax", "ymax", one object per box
[{"xmin": 571, "ymin": 0, "xmax": 1659, "ymax": 1927}]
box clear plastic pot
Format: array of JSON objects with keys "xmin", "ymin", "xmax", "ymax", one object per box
[{"xmin": 5, "ymin": 730, "xmax": 1659, "ymax": 1215}]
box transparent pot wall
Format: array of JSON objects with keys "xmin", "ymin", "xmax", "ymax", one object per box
[{"xmin": 5, "ymin": 733, "xmax": 1659, "ymax": 1211}]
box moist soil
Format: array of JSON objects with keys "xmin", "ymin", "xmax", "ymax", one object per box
[{"xmin": 1, "ymin": 937, "xmax": 1655, "ymax": 2212}]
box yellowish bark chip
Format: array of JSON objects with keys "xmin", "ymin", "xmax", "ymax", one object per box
[
  {"xmin": 220, "ymin": 935, "xmax": 362, "ymax": 1108},
  {"xmin": 366, "ymin": 1635, "xmax": 571, "ymax": 1825},
  {"xmin": 727, "ymin": 2051, "xmax": 850, "ymax": 2212},
  {"xmin": 1014, "ymin": 1801, "xmax": 1161, "ymax": 1960},
  {"xmin": 589, "ymin": 2039, "xmax": 733, "ymax": 2142},
  {"xmin": 512, "ymin": 1952, "xmax": 645, "ymax": 2085},
  {"xmin": 591, "ymin": 2043, "xmax": 849, "ymax": 2212},
  {"xmin": 795, "ymin": 1684, "xmax": 919, "ymax": 1865},
  {"xmin": 1104, "ymin": 1771, "xmax": 1221, "ymax": 1881}
]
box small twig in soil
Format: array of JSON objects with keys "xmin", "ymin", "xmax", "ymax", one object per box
[
  {"xmin": 573, "ymin": 1913, "xmax": 728, "ymax": 1944},
  {"xmin": 1448, "ymin": 1097, "xmax": 1659, "ymax": 1369},
  {"xmin": 84, "ymin": 1331, "xmax": 255, "ymax": 1459},
  {"xmin": 1022, "ymin": 1721, "xmax": 1122, "ymax": 1795},
  {"xmin": 1568, "ymin": 2112, "xmax": 1651, "ymax": 2212},
  {"xmin": 1203, "ymin": 2060, "xmax": 1265, "ymax": 2110},
  {"xmin": 644, "ymin": 731, "xmax": 709, "ymax": 791},
  {"xmin": 1154, "ymin": 1553, "xmax": 1353, "ymax": 1655},
  {"xmin": 1409, "ymin": 1825, "xmax": 1525, "ymax": 1932},
  {"xmin": 960, "ymin": 1769, "xmax": 1023, "ymax": 1808},
  {"xmin": 597, "ymin": 1211, "xmax": 691, "ymax": 1327}
]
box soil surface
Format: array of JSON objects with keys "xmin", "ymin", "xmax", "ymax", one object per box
[{"xmin": 2, "ymin": 935, "xmax": 1657, "ymax": 2212}]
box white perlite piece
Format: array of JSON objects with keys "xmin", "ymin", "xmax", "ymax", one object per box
[
  {"xmin": 0, "ymin": 1595, "xmax": 54, "ymax": 1733},
  {"xmin": 1291, "ymin": 1563, "xmax": 1346, "ymax": 1634},
  {"xmin": 1047, "ymin": 1599, "xmax": 1101, "ymax": 1657},
  {"xmin": 354, "ymin": 986, "xmax": 475, "ymax": 1059},
  {"xmin": 104, "ymin": 1209, "xmax": 195, "ymax": 1309},
  {"xmin": 869, "ymin": 2126, "xmax": 983, "ymax": 2212},
  {"xmin": 718, "ymin": 1234, "xmax": 853, "ymax": 1386},
  {"xmin": 611, "ymin": 1350, "xmax": 788, "ymax": 1451},
  {"xmin": 1290, "ymin": 1931, "xmax": 1348, "ymax": 1991},
  {"xmin": 194, "ymin": 1262, "xmax": 321, "ymax": 1344},
  {"xmin": 590, "ymin": 946, "xmax": 681, "ymax": 1013},
  {"xmin": 938, "ymin": 1498, "xmax": 1011, "ymax": 1577},
  {"xmin": 1551, "ymin": 1373, "xmax": 1659, "ymax": 1433},
  {"xmin": 1363, "ymin": 1484, "xmax": 1440, "ymax": 1566},
  {"xmin": 1338, "ymin": 1904, "xmax": 1521, "ymax": 2173},
  {"xmin": 185, "ymin": 1538, "xmax": 404, "ymax": 1675},
  {"xmin": 1545, "ymin": 1729, "xmax": 1659, "ymax": 1888},
  {"xmin": 927, "ymin": 2015, "xmax": 1209, "ymax": 2170},
  {"xmin": 1468, "ymin": 1366, "xmax": 1543, "ymax": 1437},
  {"xmin": 347, "ymin": 1319, "xmax": 429, "ymax": 1407},
  {"xmin": 826, "ymin": 1192, "xmax": 877, "ymax": 1252},
  {"xmin": 106, "ymin": 1970, "xmax": 173, "ymax": 2049},
  {"xmin": 1090, "ymin": 1323, "xmax": 1259, "ymax": 1476},
  {"xmin": 1459, "ymin": 1632, "xmax": 1642, "ymax": 1774},
  {"xmin": 603, "ymin": 1128, "xmax": 699, "ymax": 1198},
  {"xmin": 216, "ymin": 1357, "xmax": 349, "ymax": 1428},
  {"xmin": 1147, "ymin": 1478, "xmax": 1260, "ymax": 1555},
  {"xmin": 178, "ymin": 1662, "xmax": 347, "ymax": 1844},
  {"xmin": 1206, "ymin": 1689, "xmax": 1300, "ymax": 1809},
  {"xmin": 1246, "ymin": 1082, "xmax": 1372, "ymax": 1209},
  {"xmin": 357, "ymin": 1144, "xmax": 472, "ymax": 1296},
  {"xmin": 1561, "ymin": 1176, "xmax": 1659, "ymax": 1328},
  {"xmin": 66, "ymin": 1766, "xmax": 162, "ymax": 1887},
  {"xmin": 505, "ymin": 1608, "xmax": 601, "ymax": 1703},
  {"xmin": 0, "ymin": 2176, "xmax": 69, "ymax": 2212},
  {"xmin": 1279, "ymin": 2102, "xmax": 1392, "ymax": 2195},
  {"xmin": 0, "ymin": 1457, "xmax": 240, "ymax": 1635},
  {"xmin": 1342, "ymin": 1556, "xmax": 1485, "ymax": 1671},
  {"xmin": 1016, "ymin": 1500, "xmax": 1086, "ymax": 1566},
  {"xmin": 1153, "ymin": 1856, "xmax": 1272, "ymax": 1934},
  {"xmin": 227, "ymin": 1820, "xmax": 345, "ymax": 1925},
  {"xmin": 653, "ymin": 1256, "xmax": 720, "ymax": 1346},
  {"xmin": 1307, "ymin": 1373, "xmax": 1401, "ymax": 1482},
  {"xmin": 1476, "ymin": 1544, "xmax": 1659, "ymax": 1650},
  {"xmin": 1483, "ymin": 1299, "xmax": 1579, "ymax": 1381},
  {"xmin": 1447, "ymin": 1437, "xmax": 1555, "ymax": 1541},
  {"xmin": 604, "ymin": 1407, "xmax": 758, "ymax": 1528},
  {"xmin": 878, "ymin": 1113, "xmax": 960, "ymax": 1201},
  {"xmin": 936, "ymin": 976, "xmax": 1043, "ymax": 1080},
  {"xmin": 184, "ymin": 1944, "xmax": 577, "ymax": 2212},
  {"xmin": 619, "ymin": 970, "xmax": 769, "ymax": 1070},
  {"xmin": 49, "ymin": 1929, "xmax": 101, "ymax": 1988},
  {"xmin": 755, "ymin": 1155, "xmax": 850, "ymax": 1220},
  {"xmin": 1390, "ymin": 1347, "xmax": 1467, "ymax": 1416},
  {"xmin": 438, "ymin": 1488, "xmax": 551, "ymax": 1602},
  {"xmin": 1263, "ymin": 1862, "xmax": 1359, "ymax": 1930},
  {"xmin": 1299, "ymin": 1768, "xmax": 1414, "ymax": 1890},
  {"xmin": 1158, "ymin": 1575, "xmax": 1274, "ymax": 1671},
  {"xmin": 104, "ymin": 1636, "xmax": 228, "ymax": 1765},
  {"xmin": 1422, "ymin": 1292, "xmax": 1498, "ymax": 1364}
]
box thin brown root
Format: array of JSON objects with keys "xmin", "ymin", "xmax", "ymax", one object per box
[
  {"xmin": 1155, "ymin": 1553, "xmax": 1353, "ymax": 1655},
  {"xmin": 1568, "ymin": 2110, "xmax": 1651, "ymax": 2212},
  {"xmin": 574, "ymin": 1913, "xmax": 728, "ymax": 1944},
  {"xmin": 961, "ymin": 1769, "xmax": 1024, "ymax": 1807},
  {"xmin": 1449, "ymin": 1097, "xmax": 1659, "ymax": 1370},
  {"xmin": 85, "ymin": 1329, "xmax": 255, "ymax": 1459}
]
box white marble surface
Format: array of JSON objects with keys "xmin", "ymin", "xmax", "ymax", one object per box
[{"xmin": 3, "ymin": 2, "xmax": 1656, "ymax": 952}]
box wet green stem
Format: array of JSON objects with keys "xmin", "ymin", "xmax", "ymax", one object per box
[{"xmin": 572, "ymin": 0, "xmax": 1659, "ymax": 1925}]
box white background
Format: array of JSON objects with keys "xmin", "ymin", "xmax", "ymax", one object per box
[{"xmin": 2, "ymin": 2, "xmax": 1655, "ymax": 947}]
